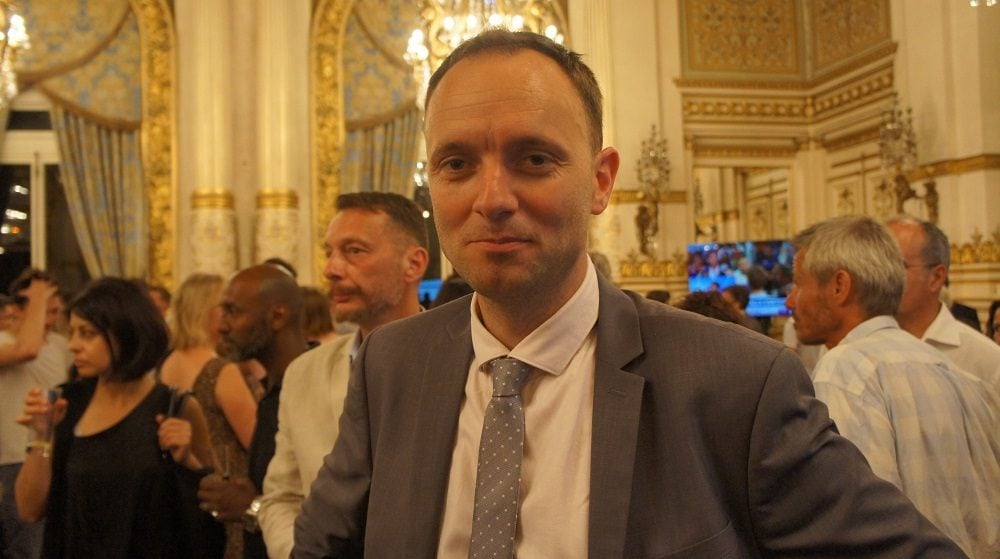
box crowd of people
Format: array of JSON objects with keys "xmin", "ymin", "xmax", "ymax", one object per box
[{"xmin": 1, "ymin": 29, "xmax": 998, "ymax": 559}]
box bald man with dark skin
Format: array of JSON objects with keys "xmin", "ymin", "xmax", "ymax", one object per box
[{"xmin": 197, "ymin": 265, "xmax": 309, "ymax": 559}]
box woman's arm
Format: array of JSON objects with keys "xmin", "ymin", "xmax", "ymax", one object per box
[
  {"xmin": 0, "ymin": 280, "xmax": 55, "ymax": 366},
  {"xmin": 158, "ymin": 396, "xmax": 216, "ymax": 471},
  {"xmin": 14, "ymin": 387, "xmax": 66, "ymax": 521},
  {"xmin": 214, "ymin": 363, "xmax": 258, "ymax": 449}
]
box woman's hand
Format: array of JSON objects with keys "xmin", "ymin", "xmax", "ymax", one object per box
[
  {"xmin": 156, "ymin": 414, "xmax": 201, "ymax": 469},
  {"xmin": 17, "ymin": 388, "xmax": 66, "ymax": 440}
]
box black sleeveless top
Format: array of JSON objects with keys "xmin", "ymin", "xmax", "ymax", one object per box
[{"xmin": 44, "ymin": 378, "xmax": 186, "ymax": 558}]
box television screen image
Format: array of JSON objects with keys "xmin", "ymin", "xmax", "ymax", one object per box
[{"xmin": 686, "ymin": 239, "xmax": 795, "ymax": 317}]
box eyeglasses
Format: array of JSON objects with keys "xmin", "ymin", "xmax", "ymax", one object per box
[{"xmin": 903, "ymin": 262, "xmax": 939, "ymax": 270}]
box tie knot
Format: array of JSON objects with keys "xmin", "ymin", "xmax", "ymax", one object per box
[{"xmin": 488, "ymin": 356, "xmax": 532, "ymax": 397}]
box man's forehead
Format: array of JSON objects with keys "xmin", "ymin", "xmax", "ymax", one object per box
[{"xmin": 327, "ymin": 208, "xmax": 388, "ymax": 239}]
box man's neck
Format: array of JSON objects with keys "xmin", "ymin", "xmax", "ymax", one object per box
[
  {"xmin": 259, "ymin": 335, "xmax": 310, "ymax": 388},
  {"xmin": 896, "ymin": 302, "xmax": 940, "ymax": 340},
  {"xmin": 359, "ymin": 297, "xmax": 422, "ymax": 339}
]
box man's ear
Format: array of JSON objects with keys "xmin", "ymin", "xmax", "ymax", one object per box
[
  {"xmin": 402, "ymin": 246, "xmax": 430, "ymax": 283},
  {"xmin": 928, "ymin": 264, "xmax": 948, "ymax": 293},
  {"xmin": 591, "ymin": 147, "xmax": 619, "ymax": 215},
  {"xmin": 829, "ymin": 269, "xmax": 853, "ymax": 306},
  {"xmin": 269, "ymin": 304, "xmax": 291, "ymax": 331}
]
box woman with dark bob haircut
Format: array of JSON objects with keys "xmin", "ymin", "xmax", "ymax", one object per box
[{"xmin": 14, "ymin": 277, "xmax": 217, "ymax": 558}]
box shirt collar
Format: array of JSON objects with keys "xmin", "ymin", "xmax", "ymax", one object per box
[
  {"xmin": 470, "ymin": 259, "xmax": 600, "ymax": 376},
  {"xmin": 921, "ymin": 303, "xmax": 962, "ymax": 347},
  {"xmin": 840, "ymin": 315, "xmax": 901, "ymax": 346}
]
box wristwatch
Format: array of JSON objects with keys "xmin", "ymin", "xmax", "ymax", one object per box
[{"xmin": 242, "ymin": 497, "xmax": 262, "ymax": 533}]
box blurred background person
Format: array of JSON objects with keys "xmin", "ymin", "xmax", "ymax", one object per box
[
  {"xmin": 676, "ymin": 291, "xmax": 743, "ymax": 325},
  {"xmin": 0, "ymin": 294, "xmax": 19, "ymax": 332},
  {"xmin": 15, "ymin": 277, "xmax": 216, "ymax": 558},
  {"xmin": 300, "ymin": 286, "xmax": 336, "ymax": 345},
  {"xmin": 721, "ymin": 285, "xmax": 765, "ymax": 334},
  {"xmin": 988, "ymin": 300, "xmax": 1000, "ymax": 346},
  {"xmin": 159, "ymin": 273, "xmax": 258, "ymax": 559},
  {"xmin": 148, "ymin": 283, "xmax": 172, "ymax": 320},
  {"xmin": 0, "ymin": 270, "xmax": 70, "ymax": 559},
  {"xmin": 430, "ymin": 273, "xmax": 473, "ymax": 308},
  {"xmin": 644, "ymin": 289, "xmax": 670, "ymax": 305}
]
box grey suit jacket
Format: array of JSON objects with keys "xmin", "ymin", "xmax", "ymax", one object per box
[{"xmin": 293, "ymin": 276, "xmax": 964, "ymax": 558}]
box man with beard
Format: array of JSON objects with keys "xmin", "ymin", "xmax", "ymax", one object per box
[
  {"xmin": 198, "ymin": 264, "xmax": 308, "ymax": 559},
  {"xmin": 258, "ymin": 192, "xmax": 428, "ymax": 558}
]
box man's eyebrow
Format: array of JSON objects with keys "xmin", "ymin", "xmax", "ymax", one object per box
[{"xmin": 428, "ymin": 141, "xmax": 474, "ymax": 163}]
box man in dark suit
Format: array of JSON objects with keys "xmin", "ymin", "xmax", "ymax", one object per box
[{"xmin": 292, "ymin": 30, "xmax": 963, "ymax": 557}]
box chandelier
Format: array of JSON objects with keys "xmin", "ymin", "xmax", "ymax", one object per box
[
  {"xmin": 0, "ymin": 2, "xmax": 28, "ymax": 107},
  {"xmin": 405, "ymin": 0, "xmax": 568, "ymax": 108}
]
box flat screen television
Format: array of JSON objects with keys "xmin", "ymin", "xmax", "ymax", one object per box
[
  {"xmin": 418, "ymin": 278, "xmax": 443, "ymax": 308},
  {"xmin": 686, "ymin": 239, "xmax": 795, "ymax": 317}
]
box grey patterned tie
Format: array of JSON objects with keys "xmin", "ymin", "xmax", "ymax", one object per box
[{"xmin": 468, "ymin": 356, "xmax": 533, "ymax": 559}]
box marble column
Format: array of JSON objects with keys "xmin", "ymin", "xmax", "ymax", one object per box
[
  {"xmin": 175, "ymin": 0, "xmax": 239, "ymax": 278},
  {"xmin": 253, "ymin": 0, "xmax": 311, "ymax": 280}
]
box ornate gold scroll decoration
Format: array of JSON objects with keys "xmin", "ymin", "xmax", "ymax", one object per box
[
  {"xmin": 311, "ymin": 0, "xmax": 354, "ymax": 282},
  {"xmin": 132, "ymin": 0, "xmax": 175, "ymax": 290}
]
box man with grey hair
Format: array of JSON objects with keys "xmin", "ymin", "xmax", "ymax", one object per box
[
  {"xmin": 787, "ymin": 214, "xmax": 1000, "ymax": 558},
  {"xmin": 886, "ymin": 215, "xmax": 1000, "ymax": 394}
]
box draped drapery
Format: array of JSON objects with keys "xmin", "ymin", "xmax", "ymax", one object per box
[
  {"xmin": 17, "ymin": 0, "xmax": 147, "ymax": 278},
  {"xmin": 339, "ymin": 1, "xmax": 420, "ymax": 195},
  {"xmin": 52, "ymin": 105, "xmax": 146, "ymax": 277},
  {"xmin": 343, "ymin": 105, "xmax": 421, "ymax": 195}
]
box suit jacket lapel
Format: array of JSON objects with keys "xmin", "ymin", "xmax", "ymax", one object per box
[
  {"xmin": 589, "ymin": 278, "xmax": 646, "ymax": 558},
  {"xmin": 405, "ymin": 303, "xmax": 474, "ymax": 554}
]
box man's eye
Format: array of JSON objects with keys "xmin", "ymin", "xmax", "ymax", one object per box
[
  {"xmin": 444, "ymin": 159, "xmax": 466, "ymax": 171},
  {"xmin": 526, "ymin": 154, "xmax": 548, "ymax": 166}
]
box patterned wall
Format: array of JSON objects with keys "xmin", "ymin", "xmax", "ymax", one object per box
[
  {"xmin": 679, "ymin": 0, "xmax": 891, "ymax": 83},
  {"xmin": 342, "ymin": 1, "xmax": 415, "ymax": 122},
  {"xmin": 811, "ymin": 0, "xmax": 891, "ymax": 73},
  {"xmin": 682, "ymin": 0, "xmax": 801, "ymax": 77},
  {"xmin": 18, "ymin": 0, "xmax": 141, "ymax": 126}
]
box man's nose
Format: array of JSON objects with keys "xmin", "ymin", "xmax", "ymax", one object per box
[{"xmin": 471, "ymin": 161, "xmax": 517, "ymax": 220}]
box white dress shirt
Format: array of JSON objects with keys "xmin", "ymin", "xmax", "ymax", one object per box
[
  {"xmin": 813, "ymin": 316, "xmax": 1000, "ymax": 559},
  {"xmin": 437, "ymin": 262, "xmax": 599, "ymax": 559},
  {"xmin": 922, "ymin": 302, "xmax": 1000, "ymax": 394}
]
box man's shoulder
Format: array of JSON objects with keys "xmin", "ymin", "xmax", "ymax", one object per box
[{"xmin": 284, "ymin": 337, "xmax": 353, "ymax": 380}]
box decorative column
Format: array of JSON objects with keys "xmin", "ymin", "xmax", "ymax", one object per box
[
  {"xmin": 175, "ymin": 0, "xmax": 238, "ymax": 277},
  {"xmin": 254, "ymin": 0, "xmax": 311, "ymax": 278},
  {"xmin": 569, "ymin": 0, "xmax": 619, "ymax": 274},
  {"xmin": 190, "ymin": 189, "xmax": 238, "ymax": 276},
  {"xmin": 254, "ymin": 189, "xmax": 299, "ymax": 265}
]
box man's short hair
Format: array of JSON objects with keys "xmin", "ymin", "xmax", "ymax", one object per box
[
  {"xmin": 793, "ymin": 215, "xmax": 905, "ymax": 318},
  {"xmin": 885, "ymin": 215, "xmax": 951, "ymax": 269},
  {"xmin": 68, "ymin": 277, "xmax": 169, "ymax": 382},
  {"xmin": 336, "ymin": 192, "xmax": 428, "ymax": 249},
  {"xmin": 723, "ymin": 285, "xmax": 750, "ymax": 310},
  {"xmin": 677, "ymin": 291, "xmax": 743, "ymax": 325},
  {"xmin": 425, "ymin": 29, "xmax": 604, "ymax": 152}
]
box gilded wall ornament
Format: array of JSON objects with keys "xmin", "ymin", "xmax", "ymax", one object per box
[
  {"xmin": 311, "ymin": 0, "xmax": 353, "ymax": 282},
  {"xmin": 132, "ymin": 0, "xmax": 175, "ymax": 289}
]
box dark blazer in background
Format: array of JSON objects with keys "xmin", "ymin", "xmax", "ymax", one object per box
[{"xmin": 293, "ymin": 275, "xmax": 963, "ymax": 558}]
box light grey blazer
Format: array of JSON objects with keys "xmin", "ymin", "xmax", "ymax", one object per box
[{"xmin": 293, "ymin": 275, "xmax": 964, "ymax": 558}]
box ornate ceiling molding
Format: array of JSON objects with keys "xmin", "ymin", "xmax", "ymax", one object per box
[
  {"xmin": 692, "ymin": 144, "xmax": 800, "ymax": 159},
  {"xmin": 611, "ymin": 190, "xmax": 688, "ymax": 205}
]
